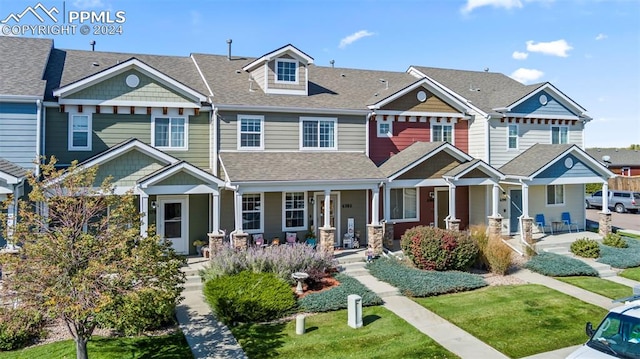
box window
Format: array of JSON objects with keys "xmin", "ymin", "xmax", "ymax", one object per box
[
  {"xmin": 432, "ymin": 124, "xmax": 453, "ymax": 143},
  {"xmin": 622, "ymin": 167, "xmax": 631, "ymax": 177},
  {"xmin": 283, "ymin": 192, "xmax": 306, "ymax": 230},
  {"xmin": 276, "ymin": 59, "xmax": 297, "ymax": 83},
  {"xmin": 154, "ymin": 117, "xmax": 186, "ymax": 149},
  {"xmin": 377, "ymin": 120, "xmax": 392, "ymax": 138},
  {"xmin": 237, "ymin": 115, "xmax": 264, "ymax": 150},
  {"xmin": 300, "ymin": 117, "xmax": 337, "ymax": 150},
  {"xmin": 546, "ymin": 185, "xmax": 564, "ymax": 205},
  {"xmin": 390, "ymin": 188, "xmax": 418, "ymax": 221},
  {"xmin": 242, "ymin": 193, "xmax": 262, "ymax": 232},
  {"xmin": 551, "ymin": 126, "xmax": 568, "ymax": 144},
  {"xmin": 508, "ymin": 124, "xmax": 518, "ymax": 149},
  {"xmin": 68, "ymin": 114, "xmax": 92, "ymax": 151}
]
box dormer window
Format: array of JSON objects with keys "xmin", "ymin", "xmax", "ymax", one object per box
[{"xmin": 276, "ymin": 58, "xmax": 297, "ymax": 83}]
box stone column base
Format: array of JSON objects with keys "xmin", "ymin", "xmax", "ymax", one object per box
[
  {"xmin": 521, "ymin": 217, "xmax": 535, "ymax": 256},
  {"xmin": 319, "ymin": 227, "xmax": 335, "ymax": 255},
  {"xmin": 487, "ymin": 216, "xmax": 502, "ymax": 240},
  {"xmin": 367, "ymin": 224, "xmax": 383, "ymax": 255},
  {"xmin": 383, "ymin": 222, "xmax": 394, "ymax": 248},
  {"xmin": 232, "ymin": 232, "xmax": 249, "ymax": 251},
  {"xmin": 207, "ymin": 233, "xmax": 225, "ymax": 258},
  {"xmin": 447, "ymin": 218, "xmax": 461, "ymax": 232},
  {"xmin": 599, "ymin": 212, "xmax": 612, "ymax": 237}
]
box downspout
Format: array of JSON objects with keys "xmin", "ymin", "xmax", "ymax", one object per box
[
  {"xmin": 485, "ymin": 115, "xmax": 491, "ymax": 164},
  {"xmin": 366, "ymin": 111, "xmax": 374, "ymax": 158},
  {"xmin": 36, "ymin": 99, "xmax": 42, "ymax": 176},
  {"xmin": 210, "ymin": 101, "xmax": 218, "ymax": 176}
]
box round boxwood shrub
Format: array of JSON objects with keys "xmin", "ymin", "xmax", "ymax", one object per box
[
  {"xmin": 570, "ymin": 238, "xmax": 600, "ymax": 258},
  {"xmin": 204, "ymin": 271, "xmax": 296, "ymax": 325},
  {"xmin": 602, "ymin": 233, "xmax": 627, "ymax": 248},
  {"xmin": 400, "ymin": 226, "xmax": 478, "ymax": 271},
  {"xmin": 0, "ymin": 307, "xmax": 46, "ymax": 351}
]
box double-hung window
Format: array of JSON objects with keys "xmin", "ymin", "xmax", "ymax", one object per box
[
  {"xmin": 432, "ymin": 124, "xmax": 453, "ymax": 143},
  {"xmin": 390, "ymin": 188, "xmax": 418, "ymax": 221},
  {"xmin": 283, "ymin": 192, "xmax": 306, "ymax": 231},
  {"xmin": 276, "ymin": 59, "xmax": 297, "ymax": 83},
  {"xmin": 508, "ymin": 124, "xmax": 518, "ymax": 149},
  {"xmin": 68, "ymin": 114, "xmax": 92, "ymax": 151},
  {"xmin": 238, "ymin": 115, "xmax": 264, "ymax": 150},
  {"xmin": 300, "ymin": 117, "xmax": 337, "ymax": 150},
  {"xmin": 242, "ymin": 193, "xmax": 262, "ymax": 232},
  {"xmin": 551, "ymin": 126, "xmax": 568, "ymax": 144},
  {"xmin": 154, "ymin": 117, "xmax": 186, "ymax": 149},
  {"xmin": 546, "ymin": 185, "xmax": 564, "ymax": 205}
]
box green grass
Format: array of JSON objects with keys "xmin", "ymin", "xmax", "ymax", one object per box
[
  {"xmin": 415, "ymin": 284, "xmax": 607, "ymax": 358},
  {"xmin": 1, "ymin": 332, "xmax": 192, "ymax": 359},
  {"xmin": 555, "ymin": 276, "xmax": 632, "ymax": 299},
  {"xmin": 620, "ymin": 266, "xmax": 640, "ymax": 281},
  {"xmin": 618, "ymin": 231, "xmax": 640, "ymax": 240},
  {"xmin": 231, "ymin": 305, "xmax": 458, "ymax": 359}
]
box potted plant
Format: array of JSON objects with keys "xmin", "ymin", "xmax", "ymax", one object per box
[{"xmin": 193, "ymin": 240, "xmax": 206, "ymax": 255}]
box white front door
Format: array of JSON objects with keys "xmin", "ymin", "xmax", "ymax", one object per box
[{"xmin": 157, "ymin": 196, "xmax": 189, "ymax": 254}]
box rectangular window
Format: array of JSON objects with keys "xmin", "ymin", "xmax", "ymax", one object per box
[
  {"xmin": 551, "ymin": 126, "xmax": 568, "ymax": 144},
  {"xmin": 154, "ymin": 117, "xmax": 186, "ymax": 149},
  {"xmin": 432, "ymin": 124, "xmax": 453, "ymax": 143},
  {"xmin": 622, "ymin": 167, "xmax": 631, "ymax": 177},
  {"xmin": 546, "ymin": 185, "xmax": 564, "ymax": 205},
  {"xmin": 242, "ymin": 193, "xmax": 262, "ymax": 232},
  {"xmin": 390, "ymin": 188, "xmax": 418, "ymax": 221},
  {"xmin": 377, "ymin": 121, "xmax": 392, "ymax": 138},
  {"xmin": 300, "ymin": 117, "xmax": 337, "ymax": 150},
  {"xmin": 69, "ymin": 114, "xmax": 91, "ymax": 151},
  {"xmin": 238, "ymin": 115, "xmax": 264, "ymax": 150},
  {"xmin": 283, "ymin": 192, "xmax": 306, "ymax": 230},
  {"xmin": 276, "ymin": 59, "xmax": 297, "ymax": 83},
  {"xmin": 508, "ymin": 124, "xmax": 518, "ymax": 149}
]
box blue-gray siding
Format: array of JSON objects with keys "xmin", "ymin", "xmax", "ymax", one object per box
[
  {"xmin": 512, "ymin": 91, "xmax": 576, "ymax": 117},
  {"xmin": 537, "ymin": 154, "xmax": 600, "ymax": 178},
  {"xmin": 0, "ymin": 103, "xmax": 38, "ymax": 169},
  {"xmin": 0, "ymin": 103, "xmax": 37, "ymax": 115}
]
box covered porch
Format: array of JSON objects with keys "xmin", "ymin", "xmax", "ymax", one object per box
[{"xmin": 0, "ymin": 158, "xmax": 27, "ymax": 248}]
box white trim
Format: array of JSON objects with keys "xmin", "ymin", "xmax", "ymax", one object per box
[
  {"xmin": 377, "ymin": 117, "xmax": 393, "ymax": 138},
  {"xmin": 67, "ymin": 111, "xmax": 92, "ymax": 151},
  {"xmin": 57, "ymin": 98, "xmax": 201, "ymax": 109},
  {"xmin": 0, "ymin": 171, "xmax": 21, "ymax": 185},
  {"xmin": 373, "ymin": 110, "xmax": 468, "ymax": 119},
  {"xmin": 0, "ymin": 95, "xmax": 43, "ymax": 102},
  {"xmin": 313, "ymin": 191, "xmax": 340, "ymax": 239},
  {"xmin": 550, "ymin": 125, "xmax": 569, "ymax": 144},
  {"xmin": 237, "ymin": 114, "xmax": 265, "ymax": 150},
  {"xmin": 388, "ymin": 187, "xmax": 419, "ymax": 222},
  {"xmin": 545, "ymin": 184, "xmax": 565, "ymax": 206},
  {"xmin": 368, "ymin": 79, "xmax": 472, "ymax": 114},
  {"xmin": 388, "ymin": 143, "xmax": 472, "ymax": 181},
  {"xmin": 434, "ymin": 187, "xmax": 449, "ymax": 228},
  {"xmin": 152, "ymin": 113, "xmax": 188, "ymax": 151},
  {"xmin": 504, "ymin": 113, "xmax": 579, "ymax": 120},
  {"xmin": 215, "ymin": 104, "xmax": 368, "ymax": 115},
  {"xmin": 156, "ymin": 195, "xmax": 189, "ymax": 255},
  {"xmin": 264, "ymin": 88, "xmax": 307, "ymax": 95},
  {"xmin": 430, "ymin": 122, "xmax": 454, "ymax": 145},
  {"xmin": 141, "ymin": 184, "xmax": 219, "ymax": 195},
  {"xmin": 528, "ymin": 146, "xmax": 615, "ymax": 180},
  {"xmin": 282, "ymin": 191, "xmax": 307, "ymax": 232},
  {"xmin": 138, "ymin": 162, "xmax": 224, "ymax": 188},
  {"xmin": 241, "ymin": 192, "xmax": 264, "ymax": 234},
  {"xmin": 507, "ymin": 124, "xmax": 519, "ymax": 150},
  {"xmin": 242, "ymin": 44, "xmax": 314, "ymax": 72},
  {"xmin": 274, "ymin": 57, "xmax": 299, "ymax": 84},
  {"xmin": 81, "ymin": 139, "xmax": 177, "ymax": 170},
  {"xmin": 500, "ymin": 84, "xmax": 588, "ymax": 117},
  {"xmin": 190, "ymin": 54, "xmax": 214, "ymax": 97},
  {"xmin": 622, "ymin": 167, "xmax": 631, "ymax": 177},
  {"xmin": 299, "ymin": 117, "xmax": 338, "ymax": 150}
]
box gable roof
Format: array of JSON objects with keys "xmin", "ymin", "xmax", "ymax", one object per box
[
  {"xmin": 242, "ymin": 44, "xmax": 314, "ymax": 72},
  {"xmin": 586, "ymin": 148, "xmax": 640, "ymax": 167},
  {"xmin": 138, "ymin": 160, "xmax": 224, "ymax": 188},
  {"xmin": 76, "ymin": 138, "xmax": 178, "ymax": 170},
  {"xmin": 378, "ymin": 142, "xmax": 472, "ymax": 179},
  {"xmin": 0, "ymin": 158, "xmax": 28, "ymax": 184},
  {"xmin": 499, "ymin": 82, "xmax": 588, "ymax": 117},
  {"xmin": 443, "ymin": 159, "xmax": 504, "ymax": 180},
  {"xmin": 0, "ymin": 36, "xmax": 52, "ymax": 99}
]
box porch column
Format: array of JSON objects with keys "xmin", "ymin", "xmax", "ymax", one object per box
[
  {"xmin": 521, "ymin": 181, "xmax": 533, "ymax": 245},
  {"xmin": 323, "ymin": 190, "xmax": 331, "ymax": 228},
  {"xmin": 599, "ymin": 182, "xmax": 612, "ymax": 236},
  {"xmin": 492, "ymin": 184, "xmax": 500, "ymax": 218},
  {"xmin": 488, "ymin": 183, "xmax": 503, "ymax": 240},
  {"xmin": 601, "ymin": 182, "xmax": 610, "ymax": 213},
  {"xmin": 446, "ymin": 181, "xmax": 460, "ymax": 231},
  {"xmin": 139, "ymin": 193, "xmax": 149, "ymax": 237},
  {"xmin": 383, "ymin": 185, "xmax": 391, "ymax": 220},
  {"xmin": 319, "ymin": 189, "xmax": 335, "ymax": 254},
  {"xmin": 371, "ymin": 187, "xmax": 380, "ymax": 225},
  {"xmin": 234, "ymin": 190, "xmax": 243, "ymax": 233},
  {"xmin": 521, "ymin": 181, "xmax": 529, "ymax": 218},
  {"xmin": 211, "ymin": 194, "xmax": 220, "ymax": 233}
]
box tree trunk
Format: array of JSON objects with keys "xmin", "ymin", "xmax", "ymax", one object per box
[{"xmin": 76, "ymin": 337, "xmax": 89, "ymax": 359}]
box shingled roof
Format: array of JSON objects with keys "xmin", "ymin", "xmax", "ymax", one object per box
[
  {"xmin": 0, "ymin": 36, "xmax": 52, "ymax": 97},
  {"xmin": 499, "ymin": 144, "xmax": 575, "ymax": 177},
  {"xmin": 0, "ymin": 158, "xmax": 28, "ymax": 179},
  {"xmin": 378, "ymin": 142, "xmax": 467, "ymax": 178},
  {"xmin": 586, "ymin": 148, "xmax": 640, "ymax": 167}
]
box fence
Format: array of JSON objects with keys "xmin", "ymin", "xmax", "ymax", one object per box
[{"xmin": 609, "ymin": 176, "xmax": 640, "ymax": 191}]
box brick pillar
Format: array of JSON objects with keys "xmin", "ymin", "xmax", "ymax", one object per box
[
  {"xmin": 383, "ymin": 222, "xmax": 394, "ymax": 248},
  {"xmin": 487, "ymin": 216, "xmax": 502, "ymax": 240},
  {"xmin": 232, "ymin": 232, "xmax": 249, "ymax": 251},
  {"xmin": 207, "ymin": 232, "xmax": 225, "ymax": 258},
  {"xmin": 521, "ymin": 217, "xmax": 535, "ymax": 256},
  {"xmin": 447, "ymin": 219, "xmax": 461, "ymax": 232},
  {"xmin": 599, "ymin": 212, "xmax": 612, "ymax": 237},
  {"xmin": 367, "ymin": 224, "xmax": 383, "ymax": 255},
  {"xmin": 319, "ymin": 227, "xmax": 335, "ymax": 255}
]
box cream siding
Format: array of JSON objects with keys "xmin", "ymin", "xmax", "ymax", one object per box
[
  {"xmin": 468, "ymin": 185, "xmax": 488, "ymax": 225},
  {"xmin": 467, "ymin": 115, "xmax": 487, "ymax": 161}
]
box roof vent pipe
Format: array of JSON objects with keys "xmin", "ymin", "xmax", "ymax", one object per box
[
  {"xmin": 90, "ymin": 40, "xmax": 96, "ymax": 51},
  {"xmin": 330, "ymin": 59, "xmax": 335, "ymax": 68},
  {"xmin": 226, "ymin": 39, "xmax": 232, "ymax": 60}
]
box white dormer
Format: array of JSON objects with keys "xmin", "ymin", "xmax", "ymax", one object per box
[{"xmin": 242, "ymin": 44, "xmax": 314, "ymax": 96}]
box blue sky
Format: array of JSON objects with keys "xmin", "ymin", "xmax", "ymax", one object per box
[{"xmin": 2, "ymin": 0, "xmax": 639, "ymax": 148}]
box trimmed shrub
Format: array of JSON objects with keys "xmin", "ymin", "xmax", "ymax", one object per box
[
  {"xmin": 204, "ymin": 271, "xmax": 296, "ymax": 325},
  {"xmin": 297, "ymin": 273, "xmax": 382, "ymax": 312},
  {"xmin": 524, "ymin": 252, "xmax": 598, "ymax": 277},
  {"xmin": 400, "ymin": 226, "xmax": 479, "ymax": 271},
  {"xmin": 603, "ymin": 233, "xmax": 628, "ymax": 248},
  {"xmin": 570, "ymin": 238, "xmax": 600, "ymax": 258},
  {"xmin": 486, "ymin": 238, "xmax": 513, "ymax": 275},
  {"xmin": 0, "ymin": 307, "xmax": 46, "ymax": 351},
  {"xmin": 598, "ymin": 237, "xmax": 640, "ymax": 269},
  {"xmin": 470, "ymin": 225, "xmax": 490, "ymax": 270},
  {"xmin": 201, "ymin": 244, "xmax": 334, "ymax": 285},
  {"xmin": 366, "ymin": 257, "xmax": 486, "ymax": 297}
]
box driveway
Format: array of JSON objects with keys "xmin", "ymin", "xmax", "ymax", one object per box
[{"xmin": 586, "ymin": 208, "xmax": 640, "ymax": 231}]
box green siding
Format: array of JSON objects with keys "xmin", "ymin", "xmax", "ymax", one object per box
[
  {"xmin": 67, "ymin": 70, "xmax": 193, "ymax": 103},
  {"xmin": 339, "ymin": 190, "xmax": 367, "ymax": 242},
  {"xmin": 94, "ymin": 150, "xmax": 166, "ymax": 187},
  {"xmin": 156, "ymin": 171, "xmax": 205, "ymax": 186},
  {"xmin": 189, "ymin": 194, "xmax": 210, "ymax": 255}
]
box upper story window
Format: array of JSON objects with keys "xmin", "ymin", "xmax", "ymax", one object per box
[
  {"xmin": 377, "ymin": 120, "xmax": 393, "ymax": 138},
  {"xmin": 300, "ymin": 117, "xmax": 337, "ymax": 150},
  {"xmin": 551, "ymin": 126, "xmax": 568, "ymax": 144},
  {"xmin": 68, "ymin": 114, "xmax": 92, "ymax": 151},
  {"xmin": 153, "ymin": 117, "xmax": 187, "ymax": 150},
  {"xmin": 622, "ymin": 167, "xmax": 631, "ymax": 177},
  {"xmin": 237, "ymin": 115, "xmax": 264, "ymax": 150},
  {"xmin": 276, "ymin": 59, "xmax": 297, "ymax": 83},
  {"xmin": 432, "ymin": 124, "xmax": 453, "ymax": 144},
  {"xmin": 546, "ymin": 185, "xmax": 564, "ymax": 205},
  {"xmin": 508, "ymin": 124, "xmax": 518, "ymax": 149}
]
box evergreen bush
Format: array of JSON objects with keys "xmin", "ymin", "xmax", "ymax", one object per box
[
  {"xmin": 598, "ymin": 236, "xmax": 640, "ymax": 268},
  {"xmin": 570, "ymin": 238, "xmax": 600, "ymax": 258},
  {"xmin": 297, "ymin": 273, "xmax": 382, "ymax": 312},
  {"xmin": 602, "ymin": 233, "xmax": 628, "ymax": 248},
  {"xmin": 400, "ymin": 226, "xmax": 479, "ymax": 271},
  {"xmin": 0, "ymin": 307, "xmax": 46, "ymax": 351},
  {"xmin": 524, "ymin": 252, "xmax": 598, "ymax": 277}
]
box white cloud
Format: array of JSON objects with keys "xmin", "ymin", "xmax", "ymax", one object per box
[
  {"xmin": 339, "ymin": 30, "xmax": 374, "ymax": 49},
  {"xmin": 461, "ymin": 0, "xmax": 523, "ymax": 14},
  {"xmin": 512, "ymin": 51, "xmax": 528, "ymax": 60},
  {"xmin": 73, "ymin": 0, "xmax": 105, "ymax": 8},
  {"xmin": 595, "ymin": 33, "xmax": 607, "ymax": 41},
  {"xmin": 510, "ymin": 68, "xmax": 544, "ymax": 83},
  {"xmin": 526, "ymin": 39, "xmax": 573, "ymax": 57}
]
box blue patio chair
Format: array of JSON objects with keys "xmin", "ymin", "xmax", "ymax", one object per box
[
  {"xmin": 535, "ymin": 213, "xmax": 553, "ymax": 234},
  {"xmin": 561, "ymin": 212, "xmax": 579, "ymax": 233}
]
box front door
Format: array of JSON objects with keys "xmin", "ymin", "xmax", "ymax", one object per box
[
  {"xmin": 435, "ymin": 189, "xmax": 449, "ymax": 229},
  {"xmin": 157, "ymin": 196, "xmax": 188, "ymax": 254},
  {"xmin": 509, "ymin": 189, "xmax": 523, "ymax": 234},
  {"xmin": 315, "ymin": 194, "xmax": 339, "ymax": 246}
]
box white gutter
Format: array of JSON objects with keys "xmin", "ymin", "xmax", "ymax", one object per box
[
  {"xmin": 485, "ymin": 114, "xmax": 491, "ymax": 164},
  {"xmin": 215, "ymin": 104, "xmax": 369, "ymax": 116},
  {"xmin": 35, "ymin": 99, "xmax": 42, "ymax": 176},
  {"xmin": 0, "ymin": 95, "xmax": 42, "ymax": 102},
  {"xmin": 211, "ymin": 103, "xmax": 218, "ymax": 176}
]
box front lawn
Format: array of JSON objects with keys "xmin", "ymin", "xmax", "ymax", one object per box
[
  {"xmin": 415, "ymin": 284, "xmax": 607, "ymax": 358},
  {"xmin": 1, "ymin": 332, "xmax": 192, "ymax": 359},
  {"xmin": 231, "ymin": 305, "xmax": 458, "ymax": 359},
  {"xmin": 555, "ymin": 276, "xmax": 632, "ymax": 299},
  {"xmin": 620, "ymin": 266, "xmax": 640, "ymax": 282}
]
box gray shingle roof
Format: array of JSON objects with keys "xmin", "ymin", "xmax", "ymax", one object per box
[
  {"xmin": 443, "ymin": 159, "xmax": 481, "ymax": 177},
  {"xmin": 220, "ymin": 152, "xmax": 385, "ymax": 182},
  {"xmin": 0, "ymin": 36, "xmax": 52, "ymax": 97},
  {"xmin": 378, "ymin": 142, "xmax": 448, "ymax": 177},
  {"xmin": 586, "ymin": 148, "xmax": 640, "ymax": 167},
  {"xmin": 410, "ymin": 66, "xmax": 540, "ymax": 116},
  {"xmin": 0, "ymin": 158, "xmax": 28, "ymax": 178},
  {"xmin": 499, "ymin": 144, "xmax": 574, "ymax": 177}
]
